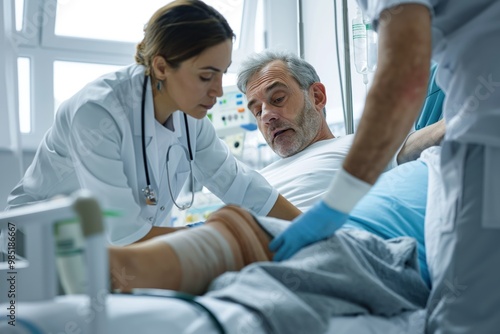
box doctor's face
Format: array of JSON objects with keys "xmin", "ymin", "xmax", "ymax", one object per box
[
  {"xmin": 246, "ymin": 61, "xmax": 323, "ymax": 158},
  {"xmin": 164, "ymin": 39, "xmax": 232, "ymax": 119}
]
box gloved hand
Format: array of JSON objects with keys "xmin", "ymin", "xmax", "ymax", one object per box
[{"xmin": 269, "ymin": 200, "xmax": 349, "ymax": 261}]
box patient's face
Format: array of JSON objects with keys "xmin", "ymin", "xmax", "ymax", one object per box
[{"xmin": 246, "ymin": 61, "xmax": 322, "ymax": 158}]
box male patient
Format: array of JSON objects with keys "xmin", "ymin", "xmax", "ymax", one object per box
[
  {"xmin": 108, "ymin": 51, "xmax": 444, "ymax": 332},
  {"xmin": 239, "ymin": 50, "xmax": 444, "ymax": 212}
]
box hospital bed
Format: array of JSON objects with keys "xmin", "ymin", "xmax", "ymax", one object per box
[
  {"xmin": 0, "ymin": 192, "xmax": 426, "ymax": 334},
  {"xmin": 0, "ymin": 295, "xmax": 425, "ymax": 334}
]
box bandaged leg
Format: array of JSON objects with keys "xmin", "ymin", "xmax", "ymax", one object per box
[
  {"xmin": 167, "ymin": 205, "xmax": 273, "ymax": 294},
  {"xmin": 109, "ymin": 205, "xmax": 273, "ymax": 295}
]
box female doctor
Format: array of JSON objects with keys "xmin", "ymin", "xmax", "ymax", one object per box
[{"xmin": 7, "ymin": 0, "xmax": 300, "ymax": 245}]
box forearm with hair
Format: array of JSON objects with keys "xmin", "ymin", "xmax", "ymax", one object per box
[
  {"xmin": 343, "ymin": 4, "xmax": 432, "ymax": 184},
  {"xmin": 397, "ymin": 119, "xmax": 445, "ymax": 164}
]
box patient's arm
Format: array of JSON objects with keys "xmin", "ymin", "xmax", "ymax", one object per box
[
  {"xmin": 109, "ymin": 206, "xmax": 272, "ymax": 295},
  {"xmin": 397, "ymin": 119, "xmax": 445, "ymax": 164}
]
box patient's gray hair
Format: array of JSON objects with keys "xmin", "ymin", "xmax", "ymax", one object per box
[{"xmin": 237, "ymin": 50, "xmax": 326, "ymax": 117}]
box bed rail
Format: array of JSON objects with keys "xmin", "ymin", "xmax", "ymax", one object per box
[{"xmin": 0, "ymin": 190, "xmax": 108, "ymax": 334}]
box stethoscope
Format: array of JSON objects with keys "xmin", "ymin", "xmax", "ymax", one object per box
[{"xmin": 141, "ymin": 75, "xmax": 195, "ymax": 210}]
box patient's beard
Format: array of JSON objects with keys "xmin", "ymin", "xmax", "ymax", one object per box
[{"xmin": 272, "ymin": 93, "xmax": 322, "ymax": 158}]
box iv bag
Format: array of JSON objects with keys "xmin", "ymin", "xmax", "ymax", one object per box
[
  {"xmin": 365, "ymin": 17, "xmax": 378, "ymax": 72},
  {"xmin": 352, "ymin": 6, "xmax": 367, "ymax": 75}
]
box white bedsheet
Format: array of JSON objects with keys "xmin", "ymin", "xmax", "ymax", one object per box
[{"xmin": 0, "ymin": 294, "xmax": 425, "ymax": 334}]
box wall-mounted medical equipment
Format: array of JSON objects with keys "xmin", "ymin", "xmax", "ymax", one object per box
[
  {"xmin": 207, "ymin": 85, "xmax": 257, "ymax": 160},
  {"xmin": 169, "ymin": 86, "xmax": 258, "ymax": 225},
  {"xmin": 208, "ymin": 85, "xmax": 256, "ymax": 138}
]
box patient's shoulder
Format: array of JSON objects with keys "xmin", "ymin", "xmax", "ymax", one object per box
[{"xmin": 304, "ymin": 135, "xmax": 354, "ymax": 156}]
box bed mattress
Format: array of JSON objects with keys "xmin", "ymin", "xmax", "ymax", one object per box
[{"xmin": 0, "ymin": 294, "xmax": 425, "ymax": 334}]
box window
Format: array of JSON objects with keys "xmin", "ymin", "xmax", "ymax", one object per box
[
  {"xmin": 54, "ymin": 0, "xmax": 244, "ymax": 48},
  {"xmin": 53, "ymin": 61, "xmax": 122, "ymax": 114},
  {"xmin": 206, "ymin": 0, "xmax": 244, "ymax": 49},
  {"xmin": 15, "ymin": 0, "xmax": 24, "ymax": 31},
  {"xmin": 14, "ymin": 0, "xmax": 257, "ymax": 149},
  {"xmin": 54, "ymin": 0, "xmax": 173, "ymax": 43},
  {"xmin": 17, "ymin": 57, "xmax": 31, "ymax": 133}
]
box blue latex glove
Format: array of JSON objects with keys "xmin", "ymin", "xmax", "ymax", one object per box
[{"xmin": 269, "ymin": 200, "xmax": 349, "ymax": 261}]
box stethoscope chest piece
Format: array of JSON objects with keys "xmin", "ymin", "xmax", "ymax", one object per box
[{"xmin": 142, "ymin": 185, "xmax": 158, "ymax": 206}]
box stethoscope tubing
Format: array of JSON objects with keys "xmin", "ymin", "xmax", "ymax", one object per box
[
  {"xmin": 141, "ymin": 75, "xmax": 194, "ymax": 209},
  {"xmin": 141, "ymin": 75, "xmax": 150, "ymax": 187}
]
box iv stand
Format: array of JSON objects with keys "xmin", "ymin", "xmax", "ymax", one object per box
[{"xmin": 342, "ymin": 0, "xmax": 354, "ymax": 134}]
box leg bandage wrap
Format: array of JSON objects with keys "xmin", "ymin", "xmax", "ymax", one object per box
[{"xmin": 164, "ymin": 205, "xmax": 272, "ymax": 295}]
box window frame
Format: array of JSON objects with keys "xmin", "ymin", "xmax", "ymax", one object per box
[
  {"xmin": 13, "ymin": 0, "xmax": 258, "ymax": 150},
  {"xmin": 39, "ymin": 0, "xmax": 136, "ymax": 56}
]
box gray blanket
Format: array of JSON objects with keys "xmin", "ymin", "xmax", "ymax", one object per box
[{"xmin": 205, "ymin": 217, "xmax": 430, "ymax": 334}]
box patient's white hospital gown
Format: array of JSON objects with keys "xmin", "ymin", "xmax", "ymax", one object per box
[{"xmin": 260, "ymin": 135, "xmax": 397, "ymax": 212}]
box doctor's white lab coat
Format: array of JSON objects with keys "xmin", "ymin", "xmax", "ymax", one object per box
[{"xmin": 7, "ymin": 64, "xmax": 278, "ymax": 245}]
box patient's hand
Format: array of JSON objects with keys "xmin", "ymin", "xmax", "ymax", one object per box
[{"xmin": 269, "ymin": 200, "xmax": 349, "ymax": 261}]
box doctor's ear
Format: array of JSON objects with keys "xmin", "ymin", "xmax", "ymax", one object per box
[{"xmin": 151, "ymin": 55, "xmax": 170, "ymax": 81}]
